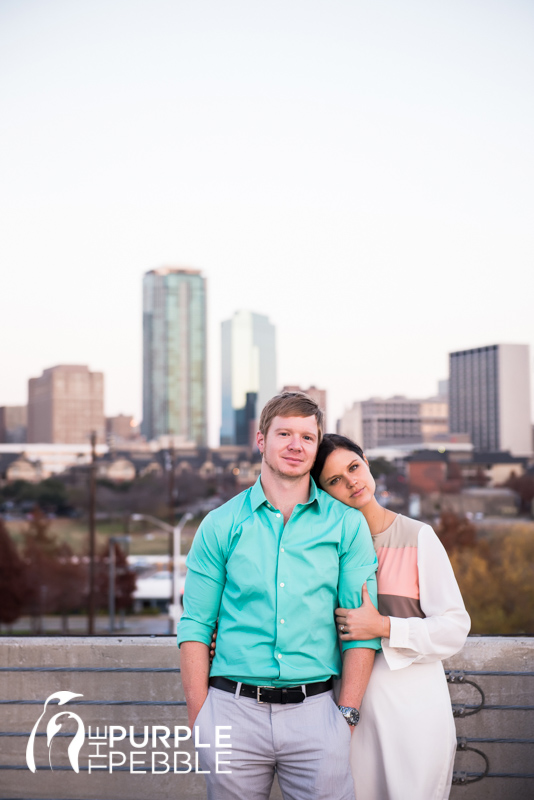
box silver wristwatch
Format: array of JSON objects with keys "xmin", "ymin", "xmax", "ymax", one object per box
[{"xmin": 337, "ymin": 705, "xmax": 360, "ymax": 726}]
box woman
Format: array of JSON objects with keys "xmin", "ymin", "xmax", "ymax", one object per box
[{"xmin": 310, "ymin": 434, "xmax": 470, "ymax": 800}]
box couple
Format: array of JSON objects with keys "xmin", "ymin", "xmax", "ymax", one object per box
[{"xmin": 178, "ymin": 392, "xmax": 470, "ymax": 800}]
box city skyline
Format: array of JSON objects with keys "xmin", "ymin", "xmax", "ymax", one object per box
[{"xmin": 1, "ymin": 1, "xmax": 533, "ymax": 444}]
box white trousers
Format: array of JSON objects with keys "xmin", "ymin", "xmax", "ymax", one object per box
[{"xmin": 195, "ymin": 686, "xmax": 355, "ymax": 800}]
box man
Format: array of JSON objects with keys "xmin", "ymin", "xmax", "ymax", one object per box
[{"xmin": 178, "ymin": 392, "xmax": 380, "ymax": 800}]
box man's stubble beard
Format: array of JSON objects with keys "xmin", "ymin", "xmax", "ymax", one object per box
[{"xmin": 262, "ymin": 451, "xmax": 311, "ymax": 482}]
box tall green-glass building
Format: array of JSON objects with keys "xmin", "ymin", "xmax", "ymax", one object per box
[{"xmin": 142, "ymin": 268, "xmax": 207, "ymax": 445}]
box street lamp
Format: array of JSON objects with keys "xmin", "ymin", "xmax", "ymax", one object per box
[{"xmin": 130, "ymin": 511, "xmax": 193, "ymax": 630}]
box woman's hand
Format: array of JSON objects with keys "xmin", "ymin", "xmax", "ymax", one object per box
[
  {"xmin": 209, "ymin": 628, "xmax": 217, "ymax": 664},
  {"xmin": 336, "ymin": 583, "xmax": 390, "ymax": 640}
]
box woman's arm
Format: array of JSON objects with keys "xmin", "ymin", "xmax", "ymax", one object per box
[
  {"xmin": 381, "ymin": 525, "xmax": 470, "ymax": 670},
  {"xmin": 336, "ymin": 525, "xmax": 470, "ymax": 670}
]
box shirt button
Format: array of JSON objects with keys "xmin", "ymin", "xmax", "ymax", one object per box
[
  {"xmin": 278, "ymin": 654, "xmax": 283, "ymax": 659},
  {"xmin": 280, "ymin": 547, "xmax": 285, "ymax": 552},
  {"xmin": 280, "ymin": 582, "xmax": 285, "ymax": 587},
  {"xmin": 276, "ymin": 513, "xmax": 281, "ymax": 518},
  {"xmin": 280, "ymin": 619, "xmax": 285, "ymax": 624}
]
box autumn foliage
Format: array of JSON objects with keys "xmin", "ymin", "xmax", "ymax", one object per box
[{"xmin": 438, "ymin": 513, "xmax": 534, "ymax": 634}]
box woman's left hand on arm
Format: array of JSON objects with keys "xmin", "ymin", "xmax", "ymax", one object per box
[{"xmin": 336, "ymin": 582, "xmax": 391, "ymax": 640}]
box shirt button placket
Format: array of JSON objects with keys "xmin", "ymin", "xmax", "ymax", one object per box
[{"xmin": 275, "ymin": 511, "xmax": 288, "ymax": 676}]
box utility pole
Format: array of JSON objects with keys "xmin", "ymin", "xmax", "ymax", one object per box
[
  {"xmin": 167, "ymin": 442, "xmax": 176, "ymax": 634},
  {"xmin": 88, "ymin": 431, "xmax": 97, "ymax": 634}
]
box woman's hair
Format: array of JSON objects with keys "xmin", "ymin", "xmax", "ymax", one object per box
[
  {"xmin": 259, "ymin": 391, "xmax": 324, "ymax": 442},
  {"xmin": 311, "ymin": 433, "xmax": 365, "ymax": 486}
]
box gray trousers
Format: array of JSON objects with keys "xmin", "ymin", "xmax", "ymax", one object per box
[{"xmin": 194, "ymin": 686, "xmax": 355, "ymax": 800}]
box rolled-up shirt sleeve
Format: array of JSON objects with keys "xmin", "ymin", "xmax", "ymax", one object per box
[
  {"xmin": 338, "ymin": 510, "xmax": 381, "ymax": 653},
  {"xmin": 383, "ymin": 525, "xmax": 471, "ymax": 670},
  {"xmin": 177, "ymin": 515, "xmax": 226, "ymax": 647}
]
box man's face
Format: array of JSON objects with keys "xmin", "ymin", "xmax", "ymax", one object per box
[{"xmin": 257, "ymin": 415, "xmax": 319, "ymax": 480}]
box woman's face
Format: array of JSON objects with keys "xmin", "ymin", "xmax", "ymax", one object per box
[{"xmin": 318, "ymin": 448, "xmax": 376, "ymax": 509}]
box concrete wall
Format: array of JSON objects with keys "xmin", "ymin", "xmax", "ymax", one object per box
[{"xmin": 0, "ymin": 636, "xmax": 532, "ymax": 800}]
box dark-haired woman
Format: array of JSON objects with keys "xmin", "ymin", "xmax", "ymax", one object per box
[{"xmin": 311, "ymin": 434, "xmax": 470, "ymax": 800}]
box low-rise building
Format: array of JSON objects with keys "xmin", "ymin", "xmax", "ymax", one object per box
[
  {"xmin": 0, "ymin": 406, "xmax": 27, "ymax": 443},
  {"xmin": 338, "ymin": 394, "xmax": 449, "ymax": 450}
]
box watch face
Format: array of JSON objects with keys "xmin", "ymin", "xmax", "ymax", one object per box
[
  {"xmin": 339, "ymin": 705, "xmax": 360, "ymax": 726},
  {"xmin": 348, "ymin": 708, "xmax": 360, "ymax": 725}
]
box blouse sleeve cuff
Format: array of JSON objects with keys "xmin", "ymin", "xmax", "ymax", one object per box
[{"xmin": 388, "ymin": 616, "xmax": 410, "ymax": 648}]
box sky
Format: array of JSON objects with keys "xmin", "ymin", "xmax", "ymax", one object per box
[{"xmin": 1, "ymin": 0, "xmax": 533, "ymax": 443}]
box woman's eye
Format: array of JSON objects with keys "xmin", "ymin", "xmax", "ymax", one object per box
[
  {"xmin": 350, "ymin": 464, "xmax": 358, "ymax": 471},
  {"xmin": 330, "ymin": 478, "xmax": 339, "ymax": 486}
]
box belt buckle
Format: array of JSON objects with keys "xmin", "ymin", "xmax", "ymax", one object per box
[{"xmin": 256, "ymin": 685, "xmax": 275, "ymax": 704}]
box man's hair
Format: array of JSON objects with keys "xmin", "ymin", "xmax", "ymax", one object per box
[
  {"xmin": 310, "ymin": 433, "xmax": 365, "ymax": 486},
  {"xmin": 259, "ymin": 392, "xmax": 324, "ymax": 442}
]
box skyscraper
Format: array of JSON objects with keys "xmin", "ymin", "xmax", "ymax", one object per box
[
  {"xmin": 220, "ymin": 310, "xmax": 276, "ymax": 445},
  {"xmin": 27, "ymin": 365, "xmax": 105, "ymax": 443},
  {"xmin": 449, "ymin": 344, "xmax": 532, "ymax": 455},
  {"xmin": 142, "ymin": 268, "xmax": 207, "ymax": 445}
]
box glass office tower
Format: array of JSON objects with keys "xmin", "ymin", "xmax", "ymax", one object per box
[
  {"xmin": 142, "ymin": 268, "xmax": 207, "ymax": 445},
  {"xmin": 220, "ymin": 310, "xmax": 276, "ymax": 445}
]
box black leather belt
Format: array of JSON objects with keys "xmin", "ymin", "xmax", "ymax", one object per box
[{"xmin": 209, "ymin": 676, "xmax": 333, "ymax": 704}]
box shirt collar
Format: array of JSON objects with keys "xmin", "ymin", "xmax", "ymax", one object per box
[{"xmin": 250, "ymin": 475, "xmax": 322, "ymax": 513}]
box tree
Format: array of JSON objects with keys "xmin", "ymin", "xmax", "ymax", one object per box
[
  {"xmin": 503, "ymin": 473, "xmax": 534, "ymax": 514},
  {"xmin": 21, "ymin": 509, "xmax": 84, "ymax": 633},
  {"xmin": 450, "ymin": 526, "xmax": 534, "ymax": 634},
  {"xmin": 0, "ymin": 518, "xmax": 28, "ymax": 628},
  {"xmin": 436, "ymin": 512, "xmax": 477, "ymax": 554}
]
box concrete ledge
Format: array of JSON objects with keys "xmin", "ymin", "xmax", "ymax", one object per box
[{"xmin": 0, "ymin": 636, "xmax": 532, "ymax": 800}]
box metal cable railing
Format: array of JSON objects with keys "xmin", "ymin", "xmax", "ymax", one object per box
[
  {"xmin": 445, "ymin": 668, "xmax": 534, "ymax": 785},
  {"xmin": 0, "ymin": 664, "xmax": 532, "ymax": 793}
]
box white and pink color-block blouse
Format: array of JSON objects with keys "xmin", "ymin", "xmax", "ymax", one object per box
[{"xmin": 372, "ymin": 514, "xmax": 470, "ymax": 671}]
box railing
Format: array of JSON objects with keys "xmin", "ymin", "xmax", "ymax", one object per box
[
  {"xmin": 0, "ymin": 636, "xmax": 532, "ymax": 800},
  {"xmin": 446, "ymin": 668, "xmax": 534, "ymax": 785}
]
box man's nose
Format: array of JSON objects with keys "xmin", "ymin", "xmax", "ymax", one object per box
[{"xmin": 288, "ymin": 436, "xmax": 302, "ymax": 450}]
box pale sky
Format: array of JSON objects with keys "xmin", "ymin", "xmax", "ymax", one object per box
[{"xmin": 1, "ymin": 0, "xmax": 533, "ymax": 444}]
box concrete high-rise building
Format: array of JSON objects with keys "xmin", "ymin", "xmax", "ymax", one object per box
[
  {"xmin": 220, "ymin": 310, "xmax": 276, "ymax": 445},
  {"xmin": 27, "ymin": 365, "xmax": 104, "ymax": 443},
  {"xmin": 449, "ymin": 344, "xmax": 532, "ymax": 456},
  {"xmin": 0, "ymin": 406, "xmax": 27, "ymax": 443},
  {"xmin": 142, "ymin": 268, "xmax": 207, "ymax": 445}
]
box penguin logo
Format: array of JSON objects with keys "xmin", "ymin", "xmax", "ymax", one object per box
[{"xmin": 26, "ymin": 691, "xmax": 85, "ymax": 773}]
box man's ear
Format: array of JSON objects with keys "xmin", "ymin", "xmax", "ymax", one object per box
[{"xmin": 256, "ymin": 430, "xmax": 264, "ymax": 454}]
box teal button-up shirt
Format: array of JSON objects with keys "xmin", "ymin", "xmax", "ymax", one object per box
[{"xmin": 177, "ymin": 477, "xmax": 380, "ymax": 686}]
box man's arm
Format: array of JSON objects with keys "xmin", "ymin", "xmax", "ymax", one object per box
[
  {"xmin": 180, "ymin": 641, "xmax": 211, "ymax": 728},
  {"xmin": 337, "ymin": 646, "xmax": 375, "ymax": 714},
  {"xmin": 177, "ymin": 513, "xmax": 227, "ymax": 727}
]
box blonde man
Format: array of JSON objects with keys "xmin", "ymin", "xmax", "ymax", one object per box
[{"xmin": 178, "ymin": 392, "xmax": 380, "ymax": 800}]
